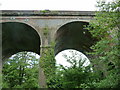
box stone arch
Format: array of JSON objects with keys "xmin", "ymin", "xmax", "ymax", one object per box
[
  {"xmin": 57, "ymin": 20, "xmax": 90, "ymax": 30},
  {"xmin": 53, "ymin": 20, "xmax": 90, "ymax": 41},
  {"xmin": 55, "ymin": 21, "xmax": 96, "ymax": 56},
  {"xmin": 1, "ymin": 21, "xmax": 42, "ymax": 38},
  {"xmin": 1, "ymin": 22, "xmax": 41, "ymax": 61}
]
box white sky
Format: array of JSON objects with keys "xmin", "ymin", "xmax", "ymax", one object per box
[
  {"xmin": 55, "ymin": 49, "xmax": 90, "ymax": 68},
  {"xmin": 10, "ymin": 50, "xmax": 90, "ymax": 68},
  {"xmin": 0, "ymin": 0, "xmax": 113, "ymax": 11}
]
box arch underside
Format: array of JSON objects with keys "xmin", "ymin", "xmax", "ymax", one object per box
[
  {"xmin": 55, "ymin": 21, "xmax": 96, "ymax": 56},
  {"xmin": 1, "ymin": 22, "xmax": 40, "ymax": 61}
]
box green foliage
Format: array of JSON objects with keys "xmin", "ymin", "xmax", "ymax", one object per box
[
  {"xmin": 40, "ymin": 43, "xmax": 56, "ymax": 87},
  {"xmin": 59, "ymin": 52, "xmax": 93, "ymax": 88},
  {"xmin": 2, "ymin": 52, "xmax": 39, "ymax": 88},
  {"xmin": 43, "ymin": 26, "xmax": 49, "ymax": 37},
  {"xmin": 87, "ymin": 0, "xmax": 120, "ymax": 88},
  {"xmin": 44, "ymin": 49, "xmax": 93, "ymax": 88},
  {"xmin": 40, "ymin": 10, "xmax": 50, "ymax": 13},
  {"xmin": 94, "ymin": 72, "xmax": 120, "ymax": 88},
  {"xmin": 40, "ymin": 49, "xmax": 56, "ymax": 78},
  {"xmin": 61, "ymin": 67, "xmax": 91, "ymax": 88},
  {"xmin": 0, "ymin": 73, "xmax": 2, "ymax": 89}
]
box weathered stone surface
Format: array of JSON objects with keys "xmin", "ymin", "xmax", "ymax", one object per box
[
  {"xmin": 1, "ymin": 10, "xmax": 95, "ymax": 16},
  {"xmin": 1, "ymin": 10, "xmax": 96, "ymax": 88}
]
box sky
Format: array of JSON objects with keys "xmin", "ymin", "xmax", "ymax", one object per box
[
  {"xmin": 10, "ymin": 50, "xmax": 90, "ymax": 68},
  {"xmin": 0, "ymin": 0, "xmax": 113, "ymax": 11},
  {"xmin": 55, "ymin": 49, "xmax": 90, "ymax": 68}
]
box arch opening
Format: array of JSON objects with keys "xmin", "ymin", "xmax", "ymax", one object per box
[
  {"xmin": 55, "ymin": 21, "xmax": 96, "ymax": 56},
  {"xmin": 55, "ymin": 49, "xmax": 91, "ymax": 68},
  {"xmin": 1, "ymin": 22, "xmax": 41, "ymax": 61}
]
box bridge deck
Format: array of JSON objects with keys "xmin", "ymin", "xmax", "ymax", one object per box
[{"xmin": 1, "ymin": 10, "xmax": 95, "ymax": 16}]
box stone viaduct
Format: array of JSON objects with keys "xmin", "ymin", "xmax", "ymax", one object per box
[{"xmin": 0, "ymin": 10, "xmax": 96, "ymax": 87}]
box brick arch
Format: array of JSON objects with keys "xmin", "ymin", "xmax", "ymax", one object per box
[{"xmin": 1, "ymin": 22, "xmax": 41, "ymax": 61}]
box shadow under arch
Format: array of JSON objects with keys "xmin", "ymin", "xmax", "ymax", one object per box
[
  {"xmin": 1, "ymin": 22, "xmax": 41, "ymax": 61},
  {"xmin": 55, "ymin": 21, "xmax": 96, "ymax": 57}
]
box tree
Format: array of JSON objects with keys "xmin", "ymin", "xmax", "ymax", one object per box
[
  {"xmin": 45, "ymin": 50, "xmax": 93, "ymax": 88},
  {"xmin": 61, "ymin": 52, "xmax": 92, "ymax": 88},
  {"xmin": 2, "ymin": 51, "xmax": 39, "ymax": 88},
  {"xmin": 87, "ymin": 0, "xmax": 120, "ymax": 88}
]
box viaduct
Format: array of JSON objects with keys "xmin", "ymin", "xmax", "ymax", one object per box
[{"xmin": 0, "ymin": 10, "xmax": 96, "ymax": 87}]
